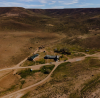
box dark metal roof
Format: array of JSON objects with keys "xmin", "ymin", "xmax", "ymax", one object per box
[
  {"xmin": 30, "ymin": 54, "xmax": 39, "ymax": 59},
  {"xmin": 44, "ymin": 55, "xmax": 59, "ymax": 59}
]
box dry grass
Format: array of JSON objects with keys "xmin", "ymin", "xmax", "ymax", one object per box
[
  {"xmin": 1, "ymin": 7, "xmax": 100, "ymax": 98},
  {"xmin": 23, "ymin": 57, "xmax": 100, "ymax": 98},
  {"xmin": 0, "ymin": 31, "xmax": 62, "ymax": 69}
]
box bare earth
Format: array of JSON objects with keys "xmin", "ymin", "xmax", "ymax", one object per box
[
  {"xmin": 0, "ymin": 31, "xmax": 64, "ymax": 69},
  {"xmin": 1, "ymin": 52, "xmax": 100, "ymax": 98}
]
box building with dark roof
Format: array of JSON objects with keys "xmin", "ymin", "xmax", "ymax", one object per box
[
  {"xmin": 27, "ymin": 54, "xmax": 39, "ymax": 61},
  {"xmin": 44, "ymin": 55, "xmax": 59, "ymax": 61}
]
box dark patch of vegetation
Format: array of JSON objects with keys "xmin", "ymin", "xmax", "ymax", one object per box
[
  {"xmin": 40, "ymin": 64, "xmax": 55, "ymax": 74},
  {"xmin": 21, "ymin": 80, "xmax": 25, "ymax": 85},
  {"xmin": 21, "ymin": 58, "xmax": 45, "ymax": 67},
  {"xmin": 18, "ymin": 68, "xmax": 40, "ymax": 78},
  {"xmin": 20, "ymin": 80, "xmax": 25, "ymax": 89},
  {"xmin": 21, "ymin": 92, "xmax": 30, "ymax": 98},
  {"xmin": 6, "ymin": 85, "xmax": 16, "ymax": 91},
  {"xmin": 0, "ymin": 85, "xmax": 16, "ymax": 96},
  {"xmin": 54, "ymin": 48, "xmax": 71, "ymax": 55},
  {"xmin": 18, "ymin": 64, "xmax": 55, "ymax": 78}
]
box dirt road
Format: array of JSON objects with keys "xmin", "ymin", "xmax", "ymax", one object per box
[
  {"xmin": 0, "ymin": 52, "xmax": 99, "ymax": 72},
  {"xmin": 1, "ymin": 52, "xmax": 100, "ymax": 98},
  {"xmin": 2, "ymin": 62, "xmax": 60, "ymax": 98}
]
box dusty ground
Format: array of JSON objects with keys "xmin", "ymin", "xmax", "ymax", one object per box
[
  {"xmin": 0, "ymin": 30, "xmax": 65, "ymax": 97},
  {"xmin": 0, "ymin": 67, "xmax": 48, "ymax": 97},
  {"xmin": 0, "ymin": 52, "xmax": 100, "ymax": 98},
  {"xmin": 22, "ymin": 72, "xmax": 48, "ymax": 89},
  {"xmin": 1, "ymin": 30, "xmax": 100, "ymax": 98},
  {"xmin": 23, "ymin": 57, "xmax": 100, "ymax": 98},
  {"xmin": 0, "ymin": 70, "xmax": 11, "ymax": 78},
  {"xmin": 0, "ymin": 70, "xmax": 20, "ymax": 95},
  {"xmin": 1, "ymin": 7, "xmax": 100, "ymax": 98},
  {"xmin": 0, "ymin": 31, "xmax": 34, "ymax": 68},
  {"xmin": 0, "ymin": 31, "xmax": 64, "ymax": 69}
]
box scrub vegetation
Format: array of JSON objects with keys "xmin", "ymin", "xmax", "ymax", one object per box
[
  {"xmin": 18, "ymin": 64, "xmax": 55, "ymax": 78},
  {"xmin": 1, "ymin": 7, "xmax": 100, "ymax": 98},
  {"xmin": 25, "ymin": 57, "xmax": 100, "ymax": 98}
]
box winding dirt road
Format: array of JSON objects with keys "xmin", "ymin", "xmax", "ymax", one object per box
[{"xmin": 1, "ymin": 52, "xmax": 100, "ymax": 98}]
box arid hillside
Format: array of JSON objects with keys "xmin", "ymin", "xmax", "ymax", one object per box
[
  {"xmin": 28, "ymin": 8, "xmax": 100, "ymax": 17},
  {"xmin": 1, "ymin": 7, "xmax": 100, "ymax": 98},
  {"xmin": 1, "ymin": 7, "xmax": 100, "ymax": 68},
  {"xmin": 0, "ymin": 7, "xmax": 100, "ymax": 32},
  {"xmin": 0, "ymin": 7, "xmax": 35, "ymax": 17}
]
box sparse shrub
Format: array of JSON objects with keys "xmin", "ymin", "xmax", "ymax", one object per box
[
  {"xmin": 21, "ymin": 92, "xmax": 30, "ymax": 98},
  {"xmin": 36, "ymin": 58, "xmax": 45, "ymax": 64},
  {"xmin": 7, "ymin": 85, "xmax": 16, "ymax": 91},
  {"xmin": 73, "ymin": 53, "xmax": 85, "ymax": 57},
  {"xmin": 18, "ymin": 68, "xmax": 40, "ymax": 78},
  {"xmin": 21, "ymin": 60, "xmax": 35, "ymax": 67},
  {"xmin": 20, "ymin": 80, "xmax": 25, "ymax": 89},
  {"xmin": 21, "ymin": 80, "xmax": 25, "ymax": 85},
  {"xmin": 81, "ymin": 75, "xmax": 100, "ymax": 97},
  {"xmin": 70, "ymin": 89, "xmax": 81, "ymax": 98},
  {"xmin": 51, "ymin": 62, "xmax": 71, "ymax": 77},
  {"xmin": 40, "ymin": 65, "xmax": 55, "ymax": 74}
]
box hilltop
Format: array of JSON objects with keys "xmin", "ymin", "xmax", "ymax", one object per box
[
  {"xmin": 28, "ymin": 8, "xmax": 100, "ymax": 17},
  {"xmin": 1, "ymin": 7, "xmax": 100, "ymax": 66},
  {"xmin": 0, "ymin": 7, "xmax": 35, "ymax": 17},
  {"xmin": 0, "ymin": 7, "xmax": 100, "ymax": 33}
]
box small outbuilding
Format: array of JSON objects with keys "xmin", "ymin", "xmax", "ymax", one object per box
[
  {"xmin": 30, "ymin": 69, "xmax": 33, "ymax": 72},
  {"xmin": 85, "ymin": 50, "xmax": 89, "ymax": 52}
]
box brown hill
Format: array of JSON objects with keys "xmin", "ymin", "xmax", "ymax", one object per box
[
  {"xmin": 28, "ymin": 8, "xmax": 100, "ymax": 17},
  {"xmin": 0, "ymin": 7, "xmax": 34, "ymax": 17},
  {"xmin": 1, "ymin": 7, "xmax": 100, "ymax": 32}
]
